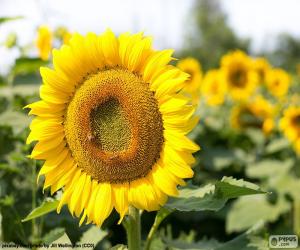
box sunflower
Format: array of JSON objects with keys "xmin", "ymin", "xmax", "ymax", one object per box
[
  {"xmin": 36, "ymin": 25, "xmax": 52, "ymax": 61},
  {"xmin": 252, "ymin": 57, "xmax": 270, "ymax": 84},
  {"xmin": 231, "ymin": 95, "xmax": 275, "ymax": 134},
  {"xmin": 280, "ymin": 106, "xmax": 300, "ymax": 153},
  {"xmin": 201, "ymin": 70, "xmax": 227, "ymax": 106},
  {"xmin": 221, "ymin": 50, "xmax": 258, "ymax": 101},
  {"xmin": 55, "ymin": 27, "xmax": 72, "ymax": 45},
  {"xmin": 177, "ymin": 57, "xmax": 202, "ymax": 104},
  {"xmin": 266, "ymin": 68, "xmax": 290, "ymax": 98},
  {"xmin": 26, "ymin": 30, "xmax": 199, "ymax": 227}
]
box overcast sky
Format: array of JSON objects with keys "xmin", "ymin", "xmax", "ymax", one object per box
[{"xmin": 0, "ymin": 0, "xmax": 300, "ymax": 52}]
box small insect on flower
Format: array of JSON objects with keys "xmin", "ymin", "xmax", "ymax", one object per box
[{"xmin": 26, "ymin": 29, "xmax": 200, "ymax": 227}]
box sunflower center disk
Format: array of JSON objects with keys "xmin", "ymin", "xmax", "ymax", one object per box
[
  {"xmin": 90, "ymin": 98, "xmax": 131, "ymax": 152},
  {"xmin": 65, "ymin": 68, "xmax": 164, "ymax": 183},
  {"xmin": 230, "ymin": 69, "xmax": 247, "ymax": 87}
]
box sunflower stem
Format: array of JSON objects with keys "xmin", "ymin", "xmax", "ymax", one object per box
[
  {"xmin": 31, "ymin": 160, "xmax": 38, "ymax": 246},
  {"xmin": 145, "ymin": 208, "xmax": 171, "ymax": 250},
  {"xmin": 125, "ymin": 206, "xmax": 141, "ymax": 250},
  {"xmin": 294, "ymin": 198, "xmax": 300, "ymax": 237}
]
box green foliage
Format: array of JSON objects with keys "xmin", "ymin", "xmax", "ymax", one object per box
[
  {"xmin": 22, "ymin": 200, "xmax": 59, "ymax": 222},
  {"xmin": 165, "ymin": 177, "xmax": 266, "ymax": 212}
]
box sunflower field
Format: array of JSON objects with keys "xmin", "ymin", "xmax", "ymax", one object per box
[{"xmin": 1, "ymin": 1, "xmax": 300, "ymax": 250}]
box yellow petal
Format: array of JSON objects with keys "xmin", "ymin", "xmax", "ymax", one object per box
[
  {"xmin": 93, "ymin": 183, "xmax": 113, "ymax": 227},
  {"xmin": 112, "ymin": 183, "xmax": 129, "ymax": 224}
]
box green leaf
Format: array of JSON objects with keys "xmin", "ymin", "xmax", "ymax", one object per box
[
  {"xmin": 50, "ymin": 233, "xmax": 72, "ymax": 250},
  {"xmin": 165, "ymin": 177, "xmax": 266, "ymax": 212},
  {"xmin": 265, "ymin": 137, "xmax": 291, "ymax": 154},
  {"xmin": 164, "ymin": 237, "xmax": 220, "ymax": 250},
  {"xmin": 165, "ymin": 183, "xmax": 226, "ymax": 212},
  {"xmin": 226, "ymin": 195, "xmax": 290, "ymax": 233},
  {"xmin": 215, "ymin": 176, "xmax": 266, "ymax": 199},
  {"xmin": 164, "ymin": 222, "xmax": 267, "ymax": 250},
  {"xmin": 0, "ymin": 110, "xmax": 31, "ymax": 133},
  {"xmin": 75, "ymin": 226, "xmax": 108, "ymax": 249},
  {"xmin": 110, "ymin": 244, "xmax": 128, "ymax": 250},
  {"xmin": 42, "ymin": 228, "xmax": 65, "ymax": 244},
  {"xmin": 245, "ymin": 128, "xmax": 265, "ymax": 145},
  {"xmin": 246, "ymin": 159, "xmax": 293, "ymax": 179},
  {"xmin": 0, "ymin": 16, "xmax": 23, "ymax": 25},
  {"xmin": 0, "ymin": 84, "xmax": 39, "ymax": 97},
  {"xmin": 22, "ymin": 200, "xmax": 59, "ymax": 222},
  {"xmin": 12, "ymin": 57, "xmax": 47, "ymax": 76}
]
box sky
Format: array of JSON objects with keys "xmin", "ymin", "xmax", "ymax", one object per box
[{"xmin": 0, "ymin": 0, "xmax": 300, "ymax": 58}]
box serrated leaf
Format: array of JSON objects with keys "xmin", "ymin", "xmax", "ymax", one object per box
[
  {"xmin": 75, "ymin": 226, "xmax": 107, "ymax": 250},
  {"xmin": 165, "ymin": 177, "xmax": 266, "ymax": 212},
  {"xmin": 42, "ymin": 228, "xmax": 65, "ymax": 244},
  {"xmin": 215, "ymin": 177, "xmax": 266, "ymax": 199},
  {"xmin": 22, "ymin": 200, "xmax": 59, "ymax": 222},
  {"xmin": 226, "ymin": 195, "xmax": 290, "ymax": 233},
  {"xmin": 165, "ymin": 183, "xmax": 226, "ymax": 212},
  {"xmin": 246, "ymin": 159, "xmax": 293, "ymax": 179}
]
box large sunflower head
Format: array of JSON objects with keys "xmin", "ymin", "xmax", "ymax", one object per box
[
  {"xmin": 252, "ymin": 57, "xmax": 270, "ymax": 84},
  {"xmin": 230, "ymin": 95, "xmax": 275, "ymax": 134},
  {"xmin": 177, "ymin": 57, "xmax": 202, "ymax": 104},
  {"xmin": 221, "ymin": 50, "xmax": 258, "ymax": 101},
  {"xmin": 280, "ymin": 106, "xmax": 300, "ymax": 153},
  {"xmin": 201, "ymin": 69, "xmax": 227, "ymax": 106},
  {"xmin": 26, "ymin": 30, "xmax": 200, "ymax": 227},
  {"xmin": 36, "ymin": 25, "xmax": 52, "ymax": 61},
  {"xmin": 266, "ymin": 68, "xmax": 290, "ymax": 98}
]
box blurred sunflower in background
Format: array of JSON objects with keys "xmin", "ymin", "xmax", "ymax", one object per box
[
  {"xmin": 55, "ymin": 26, "xmax": 72, "ymax": 45},
  {"xmin": 280, "ymin": 106, "xmax": 300, "ymax": 154},
  {"xmin": 26, "ymin": 30, "xmax": 199, "ymax": 227},
  {"xmin": 177, "ymin": 57, "xmax": 202, "ymax": 104},
  {"xmin": 201, "ymin": 69, "xmax": 227, "ymax": 106},
  {"xmin": 221, "ymin": 50, "xmax": 258, "ymax": 101},
  {"xmin": 36, "ymin": 25, "xmax": 52, "ymax": 61},
  {"xmin": 252, "ymin": 57, "xmax": 270, "ymax": 84},
  {"xmin": 231, "ymin": 95, "xmax": 275, "ymax": 134},
  {"xmin": 266, "ymin": 68, "xmax": 290, "ymax": 98}
]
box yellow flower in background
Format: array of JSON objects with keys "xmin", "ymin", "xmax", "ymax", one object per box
[
  {"xmin": 55, "ymin": 26, "xmax": 72, "ymax": 45},
  {"xmin": 26, "ymin": 30, "xmax": 199, "ymax": 227},
  {"xmin": 221, "ymin": 50, "xmax": 258, "ymax": 101},
  {"xmin": 36, "ymin": 25, "xmax": 52, "ymax": 61},
  {"xmin": 201, "ymin": 70, "xmax": 227, "ymax": 106},
  {"xmin": 280, "ymin": 106, "xmax": 300, "ymax": 154},
  {"xmin": 177, "ymin": 57, "xmax": 202, "ymax": 104},
  {"xmin": 252, "ymin": 57, "xmax": 270, "ymax": 83},
  {"xmin": 231, "ymin": 95, "xmax": 275, "ymax": 134},
  {"xmin": 266, "ymin": 68, "xmax": 290, "ymax": 98}
]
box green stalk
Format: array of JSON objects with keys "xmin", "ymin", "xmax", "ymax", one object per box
[
  {"xmin": 145, "ymin": 208, "xmax": 171, "ymax": 250},
  {"xmin": 294, "ymin": 198, "xmax": 300, "ymax": 237},
  {"xmin": 124, "ymin": 206, "xmax": 141, "ymax": 250},
  {"xmin": 31, "ymin": 160, "xmax": 38, "ymax": 244}
]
